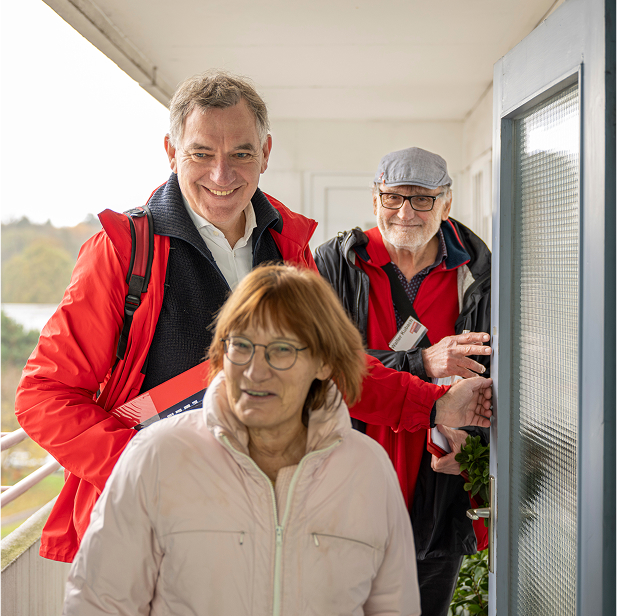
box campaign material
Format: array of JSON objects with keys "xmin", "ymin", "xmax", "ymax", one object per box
[
  {"xmin": 427, "ymin": 426, "xmax": 452, "ymax": 457},
  {"xmin": 109, "ymin": 361, "xmax": 208, "ymax": 430}
]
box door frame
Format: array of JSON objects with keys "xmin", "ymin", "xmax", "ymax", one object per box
[{"xmin": 491, "ymin": 0, "xmax": 615, "ymax": 614}]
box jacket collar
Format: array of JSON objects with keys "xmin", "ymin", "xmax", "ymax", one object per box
[
  {"xmin": 261, "ymin": 192, "xmax": 318, "ymax": 256},
  {"xmin": 147, "ymin": 174, "xmax": 283, "ymax": 261},
  {"xmin": 441, "ymin": 219, "xmax": 470, "ymax": 270},
  {"xmin": 204, "ymin": 372, "xmax": 351, "ymax": 457}
]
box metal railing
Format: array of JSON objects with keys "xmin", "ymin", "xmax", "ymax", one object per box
[
  {"xmin": 1, "ymin": 429, "xmax": 68, "ymax": 615},
  {"xmin": 1, "ymin": 428, "xmax": 28, "ymax": 450},
  {"xmin": 1, "ymin": 429, "xmax": 62, "ymax": 508}
]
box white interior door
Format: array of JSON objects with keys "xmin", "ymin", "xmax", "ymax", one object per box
[{"xmin": 304, "ymin": 173, "xmax": 374, "ymax": 249}]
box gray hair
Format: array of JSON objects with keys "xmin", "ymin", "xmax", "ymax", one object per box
[{"xmin": 167, "ymin": 70, "xmax": 270, "ymax": 148}]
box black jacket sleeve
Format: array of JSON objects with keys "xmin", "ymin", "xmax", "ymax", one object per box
[{"xmin": 366, "ymin": 348, "xmax": 430, "ymax": 381}]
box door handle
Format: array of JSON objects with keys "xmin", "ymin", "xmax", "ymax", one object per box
[
  {"xmin": 467, "ymin": 507, "xmax": 490, "ymax": 520},
  {"xmin": 466, "ymin": 475, "xmax": 496, "ymax": 573}
]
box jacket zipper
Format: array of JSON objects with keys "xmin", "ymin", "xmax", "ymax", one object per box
[
  {"xmin": 221, "ymin": 435, "xmax": 341, "ymax": 616},
  {"xmin": 273, "ymin": 441, "xmax": 341, "ymax": 616},
  {"xmin": 354, "ymin": 273, "xmax": 362, "ymax": 326}
]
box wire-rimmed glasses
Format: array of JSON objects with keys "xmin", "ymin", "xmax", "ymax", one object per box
[{"xmin": 222, "ymin": 336, "xmax": 308, "ymax": 371}]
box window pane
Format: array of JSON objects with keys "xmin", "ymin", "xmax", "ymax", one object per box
[{"xmin": 511, "ymin": 83, "xmax": 579, "ymax": 616}]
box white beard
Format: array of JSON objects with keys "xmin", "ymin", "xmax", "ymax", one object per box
[{"xmin": 377, "ymin": 215, "xmax": 441, "ymax": 254}]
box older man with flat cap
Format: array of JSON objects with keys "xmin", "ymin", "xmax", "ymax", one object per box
[{"xmin": 315, "ymin": 147, "xmax": 492, "ymax": 616}]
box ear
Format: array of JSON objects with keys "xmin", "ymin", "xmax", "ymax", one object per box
[
  {"xmin": 164, "ymin": 134, "xmax": 178, "ymax": 174},
  {"xmin": 315, "ymin": 361, "xmax": 332, "ymax": 382},
  {"xmin": 441, "ymin": 191, "xmax": 453, "ymax": 220},
  {"xmin": 260, "ymin": 134, "xmax": 273, "ymax": 174},
  {"xmin": 372, "ymin": 185, "xmax": 381, "ymax": 216}
]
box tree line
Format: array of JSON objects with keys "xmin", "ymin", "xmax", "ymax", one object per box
[{"xmin": 2, "ymin": 216, "xmax": 101, "ymax": 304}]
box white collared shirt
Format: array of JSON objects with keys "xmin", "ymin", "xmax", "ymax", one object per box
[{"xmin": 182, "ymin": 195, "xmax": 257, "ymax": 290}]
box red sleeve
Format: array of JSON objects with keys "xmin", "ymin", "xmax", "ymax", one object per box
[
  {"xmin": 15, "ymin": 232, "xmax": 136, "ymax": 493},
  {"xmin": 348, "ymin": 355, "xmax": 448, "ymax": 433}
]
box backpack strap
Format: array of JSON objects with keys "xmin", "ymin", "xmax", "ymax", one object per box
[{"xmin": 115, "ymin": 204, "xmax": 154, "ymax": 363}]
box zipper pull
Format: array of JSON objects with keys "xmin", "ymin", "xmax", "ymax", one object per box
[
  {"xmin": 313, "ymin": 533, "xmax": 320, "ymax": 547},
  {"xmin": 239, "ymin": 531, "xmax": 245, "ymax": 545},
  {"xmin": 276, "ymin": 526, "xmax": 283, "ymax": 546}
]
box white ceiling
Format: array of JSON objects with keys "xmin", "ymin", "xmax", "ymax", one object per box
[{"xmin": 44, "ymin": 0, "xmax": 559, "ymax": 121}]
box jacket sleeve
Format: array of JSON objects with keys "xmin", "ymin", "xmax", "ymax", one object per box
[
  {"xmin": 314, "ymin": 239, "xmax": 355, "ymax": 316},
  {"xmin": 63, "ymin": 435, "xmax": 162, "ymax": 615},
  {"xmin": 364, "ymin": 447, "xmax": 422, "ymax": 616},
  {"xmin": 349, "ymin": 355, "xmax": 446, "ymax": 433},
  {"xmin": 15, "ymin": 232, "xmax": 136, "ymax": 493},
  {"xmin": 366, "ymin": 347, "xmax": 430, "ymax": 381}
]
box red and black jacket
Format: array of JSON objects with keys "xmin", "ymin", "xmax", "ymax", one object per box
[{"xmin": 315, "ymin": 218, "xmax": 491, "ymax": 558}]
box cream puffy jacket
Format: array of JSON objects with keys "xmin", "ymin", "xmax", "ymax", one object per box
[{"xmin": 64, "ymin": 373, "xmax": 420, "ymax": 616}]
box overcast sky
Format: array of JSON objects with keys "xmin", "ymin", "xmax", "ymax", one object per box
[{"xmin": 1, "ymin": 0, "xmax": 171, "ymax": 227}]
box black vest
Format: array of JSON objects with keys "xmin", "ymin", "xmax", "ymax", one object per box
[{"xmin": 140, "ymin": 175, "xmax": 283, "ymax": 392}]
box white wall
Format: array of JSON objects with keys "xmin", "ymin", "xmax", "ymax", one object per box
[
  {"xmin": 259, "ymin": 91, "xmax": 495, "ymax": 250},
  {"xmin": 259, "ymin": 118, "xmax": 463, "ymax": 248},
  {"xmin": 459, "ymin": 85, "xmax": 494, "ymax": 249},
  {"xmin": 453, "ymin": 0, "xmax": 569, "ymax": 250},
  {"xmin": 463, "ymin": 85, "xmax": 493, "ymax": 164}
]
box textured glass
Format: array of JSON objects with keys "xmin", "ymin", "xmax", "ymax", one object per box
[{"xmin": 511, "ymin": 84, "xmax": 579, "ymax": 615}]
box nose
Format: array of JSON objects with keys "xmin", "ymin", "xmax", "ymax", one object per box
[
  {"xmin": 209, "ymin": 157, "xmax": 235, "ymax": 187},
  {"xmin": 396, "ymin": 198, "xmax": 417, "ymax": 220},
  {"xmin": 243, "ymin": 346, "xmax": 272, "ymax": 381}
]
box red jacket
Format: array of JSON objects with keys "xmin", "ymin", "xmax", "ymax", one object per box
[
  {"xmin": 15, "ymin": 189, "xmax": 317, "ymax": 563},
  {"xmin": 359, "ymin": 227, "xmax": 461, "ymax": 506},
  {"xmin": 16, "ymin": 187, "xmax": 446, "ymax": 562}
]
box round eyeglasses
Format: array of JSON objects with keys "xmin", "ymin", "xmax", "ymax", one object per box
[
  {"xmin": 222, "ymin": 336, "xmax": 308, "ymax": 371},
  {"xmin": 379, "ymin": 192, "xmax": 443, "ymax": 211}
]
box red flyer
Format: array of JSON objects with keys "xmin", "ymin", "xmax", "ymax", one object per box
[{"xmin": 109, "ymin": 361, "xmax": 209, "ymax": 430}]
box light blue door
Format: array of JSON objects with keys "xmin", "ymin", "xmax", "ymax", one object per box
[{"xmin": 490, "ymin": 0, "xmax": 615, "ymax": 615}]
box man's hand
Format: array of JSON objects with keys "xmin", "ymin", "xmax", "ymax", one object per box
[
  {"xmin": 435, "ymin": 376, "xmax": 492, "ymax": 428},
  {"xmin": 431, "ymin": 425, "xmax": 468, "ymax": 475},
  {"xmin": 422, "ymin": 332, "xmax": 492, "ymax": 379}
]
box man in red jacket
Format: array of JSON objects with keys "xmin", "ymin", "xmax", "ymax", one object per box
[
  {"xmin": 16, "ymin": 74, "xmax": 492, "ymax": 564},
  {"xmin": 315, "ymin": 147, "xmax": 493, "ymax": 616}
]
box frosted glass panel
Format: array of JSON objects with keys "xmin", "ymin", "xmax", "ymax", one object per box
[{"xmin": 511, "ymin": 83, "xmax": 579, "ymax": 615}]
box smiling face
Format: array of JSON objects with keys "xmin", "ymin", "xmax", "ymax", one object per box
[
  {"xmin": 374, "ymin": 183, "xmax": 452, "ymax": 253},
  {"xmin": 223, "ymin": 324, "xmax": 330, "ymax": 435},
  {"xmin": 164, "ymin": 99, "xmax": 272, "ymax": 239}
]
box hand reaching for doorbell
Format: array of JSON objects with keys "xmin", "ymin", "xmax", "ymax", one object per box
[{"xmin": 422, "ymin": 332, "xmax": 492, "ymax": 379}]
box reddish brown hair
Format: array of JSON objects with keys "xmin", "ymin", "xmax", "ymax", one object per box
[{"xmin": 209, "ymin": 264, "xmax": 366, "ymax": 410}]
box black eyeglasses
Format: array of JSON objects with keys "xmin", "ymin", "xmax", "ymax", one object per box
[
  {"xmin": 222, "ymin": 336, "xmax": 308, "ymax": 371},
  {"xmin": 379, "ymin": 192, "xmax": 443, "ymax": 211}
]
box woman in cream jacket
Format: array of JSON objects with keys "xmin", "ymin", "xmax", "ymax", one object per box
[{"xmin": 64, "ymin": 265, "xmax": 421, "ymax": 616}]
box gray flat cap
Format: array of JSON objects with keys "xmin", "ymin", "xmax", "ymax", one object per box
[{"xmin": 374, "ymin": 147, "xmax": 452, "ymax": 189}]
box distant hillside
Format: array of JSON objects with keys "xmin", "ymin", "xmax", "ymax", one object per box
[{"xmin": 1, "ymin": 216, "xmax": 102, "ymax": 304}]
